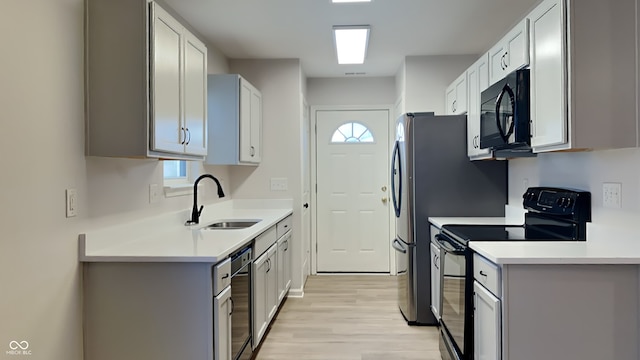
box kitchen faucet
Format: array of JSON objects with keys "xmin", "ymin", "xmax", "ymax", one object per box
[{"xmin": 186, "ymin": 174, "xmax": 225, "ymax": 225}]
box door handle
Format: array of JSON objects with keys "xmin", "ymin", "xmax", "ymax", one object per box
[{"xmin": 303, "ymin": 203, "xmax": 309, "ymax": 208}]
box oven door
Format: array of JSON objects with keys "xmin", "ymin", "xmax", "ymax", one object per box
[{"xmin": 437, "ymin": 234, "xmax": 467, "ymax": 359}]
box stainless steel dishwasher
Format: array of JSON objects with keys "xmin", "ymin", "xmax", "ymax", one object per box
[{"xmin": 230, "ymin": 246, "xmax": 252, "ymax": 360}]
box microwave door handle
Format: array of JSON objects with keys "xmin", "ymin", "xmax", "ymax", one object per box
[
  {"xmin": 495, "ymin": 83, "xmax": 516, "ymax": 142},
  {"xmin": 391, "ymin": 141, "xmax": 402, "ymax": 218}
]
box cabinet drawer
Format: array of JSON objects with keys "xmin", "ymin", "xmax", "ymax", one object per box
[
  {"xmin": 212, "ymin": 257, "xmax": 231, "ymax": 296},
  {"xmin": 276, "ymin": 216, "xmax": 292, "ymax": 238},
  {"xmin": 254, "ymin": 225, "xmax": 277, "ymax": 257},
  {"xmin": 473, "ymin": 253, "xmax": 501, "ymax": 297}
]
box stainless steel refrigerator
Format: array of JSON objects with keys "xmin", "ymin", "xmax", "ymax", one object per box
[{"xmin": 390, "ymin": 112, "xmax": 507, "ymax": 325}]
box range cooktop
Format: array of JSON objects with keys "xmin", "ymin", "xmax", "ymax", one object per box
[{"xmin": 441, "ymin": 224, "xmax": 526, "ymax": 244}]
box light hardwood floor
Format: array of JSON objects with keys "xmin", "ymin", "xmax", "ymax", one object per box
[{"xmin": 254, "ymin": 275, "xmax": 442, "ymax": 360}]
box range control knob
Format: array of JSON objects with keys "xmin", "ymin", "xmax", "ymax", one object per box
[{"xmin": 564, "ymin": 198, "xmax": 573, "ymax": 208}]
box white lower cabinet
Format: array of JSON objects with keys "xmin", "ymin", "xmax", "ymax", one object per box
[
  {"xmin": 429, "ymin": 241, "xmax": 441, "ymax": 320},
  {"xmin": 213, "ymin": 285, "xmax": 232, "ymax": 360},
  {"xmin": 252, "ymin": 245, "xmax": 276, "ymax": 348},
  {"xmin": 277, "ymin": 232, "xmax": 292, "ymax": 302},
  {"xmin": 473, "ymin": 281, "xmax": 501, "ymax": 360},
  {"xmin": 472, "ymin": 252, "xmax": 639, "ymax": 360},
  {"xmin": 252, "ymin": 215, "xmax": 293, "ymax": 350}
]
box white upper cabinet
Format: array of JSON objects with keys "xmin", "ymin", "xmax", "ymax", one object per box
[
  {"xmin": 150, "ymin": 3, "xmax": 208, "ymax": 157},
  {"xmin": 528, "ymin": 0, "xmax": 638, "ymax": 152},
  {"xmin": 466, "ymin": 53, "xmax": 493, "ymax": 160},
  {"xmin": 207, "ymin": 74, "xmax": 263, "ymax": 165},
  {"xmin": 445, "ymin": 72, "xmax": 467, "ymax": 115},
  {"xmin": 488, "ymin": 18, "xmax": 529, "ymax": 86},
  {"xmin": 86, "ymin": 0, "xmax": 207, "ymax": 160}
]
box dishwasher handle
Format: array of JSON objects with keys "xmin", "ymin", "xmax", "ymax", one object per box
[{"xmin": 392, "ymin": 239, "xmax": 407, "ymax": 254}]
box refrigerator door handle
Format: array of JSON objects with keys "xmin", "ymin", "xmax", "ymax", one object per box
[
  {"xmin": 391, "ymin": 140, "xmax": 402, "ymax": 218},
  {"xmin": 392, "ymin": 239, "xmax": 407, "ymax": 254}
]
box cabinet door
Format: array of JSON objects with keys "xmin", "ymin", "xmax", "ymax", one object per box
[
  {"xmin": 213, "ymin": 285, "xmax": 232, "ymax": 360},
  {"xmin": 266, "ymin": 246, "xmax": 278, "ymax": 321},
  {"xmin": 454, "ymin": 73, "xmax": 467, "ymax": 115},
  {"xmin": 150, "ymin": 3, "xmax": 185, "ymax": 154},
  {"xmin": 239, "ymin": 79, "xmax": 253, "ymax": 163},
  {"xmin": 445, "ymin": 84, "xmax": 456, "ymax": 115},
  {"xmin": 430, "ymin": 242, "xmax": 441, "ymax": 320},
  {"xmin": 505, "ymin": 19, "xmax": 529, "ymax": 73},
  {"xmin": 252, "ymin": 252, "xmax": 268, "ymax": 348},
  {"xmin": 249, "ymin": 89, "xmax": 262, "ymax": 162},
  {"xmin": 488, "ymin": 18, "xmax": 529, "ymax": 85},
  {"xmin": 445, "ymin": 73, "xmax": 467, "ymax": 115},
  {"xmin": 277, "ymin": 232, "xmax": 292, "ymax": 301},
  {"xmin": 183, "ymin": 32, "xmax": 208, "ymax": 156},
  {"xmin": 467, "ymin": 54, "xmax": 492, "ymax": 159},
  {"xmin": 529, "ymin": 0, "xmax": 566, "ymax": 149},
  {"xmin": 474, "ymin": 281, "xmax": 501, "ymax": 360},
  {"xmin": 283, "ymin": 235, "xmax": 291, "ymax": 292}
]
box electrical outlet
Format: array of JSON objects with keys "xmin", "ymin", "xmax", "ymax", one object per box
[
  {"xmin": 602, "ymin": 182, "xmax": 622, "ymax": 208},
  {"xmin": 149, "ymin": 183, "xmax": 160, "ymax": 204},
  {"xmin": 270, "ymin": 178, "xmax": 288, "ymax": 191},
  {"xmin": 66, "ymin": 189, "xmax": 77, "ymax": 217}
]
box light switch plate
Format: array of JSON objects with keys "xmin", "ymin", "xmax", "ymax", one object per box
[
  {"xmin": 270, "ymin": 178, "xmax": 288, "ymax": 191},
  {"xmin": 602, "ymin": 182, "xmax": 622, "ymax": 208},
  {"xmin": 149, "ymin": 183, "xmax": 160, "ymax": 204},
  {"xmin": 66, "ymin": 188, "xmax": 77, "ymax": 217}
]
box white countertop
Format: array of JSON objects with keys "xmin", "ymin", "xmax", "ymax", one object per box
[
  {"xmin": 79, "ymin": 200, "xmax": 293, "ymax": 263},
  {"xmin": 470, "ymin": 224, "xmax": 640, "ymax": 265},
  {"xmin": 430, "ymin": 205, "xmax": 640, "ymax": 265}
]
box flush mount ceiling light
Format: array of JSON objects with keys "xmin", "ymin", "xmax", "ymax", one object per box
[
  {"xmin": 332, "ymin": 25, "xmax": 370, "ymax": 65},
  {"xmin": 332, "ymin": 0, "xmax": 372, "ymax": 3}
]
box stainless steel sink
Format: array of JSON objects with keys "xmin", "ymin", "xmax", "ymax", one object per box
[{"xmin": 203, "ymin": 220, "xmax": 261, "ymax": 230}]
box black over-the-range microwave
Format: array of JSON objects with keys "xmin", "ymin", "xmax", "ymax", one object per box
[{"xmin": 480, "ymin": 68, "xmax": 532, "ymax": 152}]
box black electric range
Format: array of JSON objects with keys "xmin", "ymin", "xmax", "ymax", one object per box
[{"xmin": 436, "ymin": 187, "xmax": 591, "ymax": 360}]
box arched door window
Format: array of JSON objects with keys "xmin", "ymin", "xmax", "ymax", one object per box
[{"xmin": 330, "ymin": 122, "xmax": 375, "ymax": 143}]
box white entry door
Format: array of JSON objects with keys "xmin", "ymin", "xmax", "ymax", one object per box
[{"xmin": 316, "ymin": 109, "xmax": 390, "ymax": 272}]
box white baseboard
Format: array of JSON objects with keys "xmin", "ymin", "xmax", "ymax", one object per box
[{"xmin": 287, "ymin": 288, "xmax": 304, "ymax": 298}]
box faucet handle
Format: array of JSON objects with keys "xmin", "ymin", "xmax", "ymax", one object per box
[{"xmin": 197, "ymin": 205, "xmax": 204, "ymax": 217}]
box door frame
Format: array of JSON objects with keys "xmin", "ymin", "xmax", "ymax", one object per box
[{"xmin": 310, "ymin": 104, "xmax": 396, "ymax": 275}]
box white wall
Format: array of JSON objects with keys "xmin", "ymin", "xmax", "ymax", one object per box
[
  {"xmin": 0, "ymin": 1, "xmax": 230, "ymax": 359},
  {"xmin": 402, "ymin": 55, "xmax": 476, "ymax": 114},
  {"xmin": 226, "ymin": 59, "xmax": 307, "ymax": 292},
  {"xmin": 306, "ymin": 77, "xmax": 396, "ymax": 105},
  {"xmin": 508, "ymin": 147, "xmax": 640, "ymax": 227}
]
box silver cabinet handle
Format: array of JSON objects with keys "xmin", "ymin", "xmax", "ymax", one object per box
[
  {"xmin": 180, "ymin": 127, "xmax": 186, "ymax": 145},
  {"xmin": 185, "ymin": 128, "xmax": 191, "ymax": 145},
  {"xmin": 250, "ymin": 146, "xmax": 255, "ymax": 157}
]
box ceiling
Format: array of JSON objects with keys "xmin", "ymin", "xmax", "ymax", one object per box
[{"xmin": 164, "ymin": 0, "xmax": 541, "ymax": 78}]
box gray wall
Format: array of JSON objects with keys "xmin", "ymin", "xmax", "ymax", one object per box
[
  {"xmin": 508, "ymin": 148, "xmax": 640, "ymax": 227},
  {"xmin": 307, "ymin": 77, "xmax": 396, "ymax": 105},
  {"xmin": 0, "ymin": 1, "xmax": 230, "ymax": 358},
  {"xmin": 227, "ymin": 59, "xmax": 306, "ymax": 292}
]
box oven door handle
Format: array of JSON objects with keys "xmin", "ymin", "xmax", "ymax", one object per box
[
  {"xmin": 435, "ymin": 234, "xmax": 465, "ymax": 255},
  {"xmin": 392, "ymin": 239, "xmax": 407, "ymax": 254}
]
